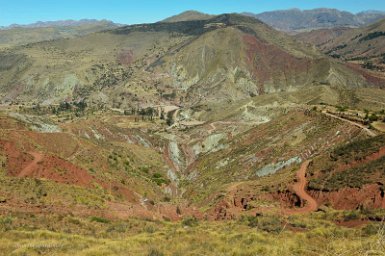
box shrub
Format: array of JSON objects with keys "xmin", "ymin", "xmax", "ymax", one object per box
[
  {"xmin": 242, "ymin": 215, "xmax": 282, "ymax": 233},
  {"xmin": 362, "ymin": 61, "xmax": 376, "ymax": 70},
  {"xmin": 182, "ymin": 217, "xmax": 198, "ymax": 227},
  {"xmin": 148, "ymin": 248, "xmax": 164, "ymax": 256},
  {"xmin": 0, "ymin": 216, "xmax": 13, "ymax": 231},
  {"xmin": 143, "ymin": 224, "xmax": 156, "ymax": 233},
  {"xmin": 151, "ymin": 173, "xmax": 169, "ymax": 186},
  {"xmin": 90, "ymin": 216, "xmax": 110, "ymax": 224},
  {"xmin": 359, "ymin": 31, "xmax": 385, "ymax": 42},
  {"xmin": 362, "ymin": 223, "xmax": 379, "ymax": 236},
  {"xmin": 343, "ymin": 211, "xmax": 360, "ymax": 221},
  {"xmin": 336, "ymin": 105, "xmax": 347, "ymax": 112},
  {"xmin": 369, "ymin": 113, "xmax": 379, "ymax": 122}
]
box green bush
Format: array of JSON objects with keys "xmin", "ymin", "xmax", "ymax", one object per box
[
  {"xmin": 182, "ymin": 217, "xmax": 198, "ymax": 227},
  {"xmin": 343, "ymin": 211, "xmax": 360, "ymax": 221},
  {"xmin": 148, "ymin": 248, "xmax": 164, "ymax": 256},
  {"xmin": 151, "ymin": 173, "xmax": 169, "ymax": 186},
  {"xmin": 359, "ymin": 31, "xmax": 385, "ymax": 42},
  {"xmin": 90, "ymin": 216, "xmax": 110, "ymax": 224},
  {"xmin": 362, "ymin": 223, "xmax": 380, "ymax": 236},
  {"xmin": 242, "ymin": 215, "xmax": 282, "ymax": 233},
  {"xmin": 0, "ymin": 216, "xmax": 13, "ymax": 231}
]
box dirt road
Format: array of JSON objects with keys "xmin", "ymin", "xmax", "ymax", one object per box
[
  {"xmin": 286, "ymin": 160, "xmax": 318, "ymax": 214},
  {"xmin": 322, "ymin": 111, "xmax": 377, "ymax": 137},
  {"xmin": 18, "ymin": 152, "xmax": 43, "ymax": 177}
]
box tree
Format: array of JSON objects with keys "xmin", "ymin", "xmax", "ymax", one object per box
[
  {"xmin": 166, "ymin": 117, "xmax": 173, "ymax": 126},
  {"xmin": 362, "ymin": 61, "xmax": 375, "ymax": 70},
  {"xmin": 369, "ymin": 113, "xmax": 379, "ymax": 122}
]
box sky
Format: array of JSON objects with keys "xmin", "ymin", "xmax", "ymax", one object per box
[{"xmin": 1, "ymin": 0, "xmax": 385, "ymax": 26}]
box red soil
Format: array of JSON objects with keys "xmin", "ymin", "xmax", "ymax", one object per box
[
  {"xmin": 1, "ymin": 135, "xmax": 92, "ymax": 187},
  {"xmin": 208, "ymin": 161, "xmax": 320, "ymax": 220},
  {"xmin": 242, "ymin": 34, "xmax": 311, "ymax": 92},
  {"xmin": 285, "ymin": 160, "xmax": 318, "ymax": 214},
  {"xmin": 310, "ymin": 184, "xmax": 385, "ymax": 210},
  {"xmin": 346, "ymin": 62, "xmax": 385, "ymax": 88},
  {"xmin": 308, "ymin": 146, "xmax": 385, "ymax": 210},
  {"xmin": 18, "ymin": 152, "xmax": 43, "ymax": 177},
  {"xmin": 336, "ymin": 146, "xmax": 385, "ymax": 172},
  {"xmin": 19, "ymin": 153, "xmax": 93, "ymax": 187}
]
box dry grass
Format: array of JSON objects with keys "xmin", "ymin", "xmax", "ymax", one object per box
[{"xmin": 1, "ymin": 212, "xmax": 385, "ymax": 256}]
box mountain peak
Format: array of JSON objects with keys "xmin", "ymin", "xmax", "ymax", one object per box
[{"xmin": 161, "ymin": 10, "xmax": 214, "ymax": 23}]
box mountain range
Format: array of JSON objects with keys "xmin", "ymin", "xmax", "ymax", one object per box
[
  {"xmin": 0, "ymin": 19, "xmax": 120, "ymax": 29},
  {"xmin": 0, "ymin": 19, "xmax": 121, "ymax": 49},
  {"xmin": 296, "ymin": 17, "xmax": 385, "ymax": 82},
  {"xmin": 1, "ymin": 8, "xmax": 385, "ymax": 255},
  {"xmin": 247, "ymin": 8, "xmax": 385, "ymax": 32},
  {"xmin": 0, "ymin": 13, "xmax": 376, "ymax": 105}
]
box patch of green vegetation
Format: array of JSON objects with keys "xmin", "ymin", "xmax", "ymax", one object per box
[
  {"xmin": 0, "ymin": 175, "xmax": 107, "ymax": 208},
  {"xmin": 181, "ymin": 216, "xmax": 198, "ymax": 227},
  {"xmin": 336, "ymin": 105, "xmax": 348, "ymax": 112},
  {"xmin": 90, "ymin": 216, "xmax": 110, "ymax": 224},
  {"xmin": 240, "ymin": 215, "xmax": 282, "ymax": 233},
  {"xmin": 331, "ymin": 134, "xmax": 385, "ymax": 163},
  {"xmin": 359, "ymin": 31, "xmax": 385, "ymax": 42},
  {"xmin": 362, "ymin": 61, "xmax": 378, "ymax": 70},
  {"xmin": 0, "ymin": 216, "xmax": 13, "ymax": 231},
  {"xmin": 151, "ymin": 173, "xmax": 169, "ymax": 186},
  {"xmin": 311, "ymin": 156, "xmax": 385, "ymax": 190}
]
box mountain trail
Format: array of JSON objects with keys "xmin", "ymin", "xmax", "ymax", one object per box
[
  {"xmin": 322, "ymin": 111, "xmax": 377, "ymax": 137},
  {"xmin": 18, "ymin": 152, "xmax": 44, "ymax": 177},
  {"xmin": 285, "ymin": 160, "xmax": 318, "ymax": 214}
]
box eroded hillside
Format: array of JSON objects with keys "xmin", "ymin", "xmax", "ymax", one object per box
[
  {"xmin": 0, "ymin": 14, "xmax": 377, "ymax": 107},
  {"xmin": 1, "ymin": 13, "xmax": 385, "ymax": 255}
]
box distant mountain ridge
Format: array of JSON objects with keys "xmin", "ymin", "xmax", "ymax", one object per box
[
  {"xmin": 0, "ymin": 20, "xmax": 122, "ymax": 48},
  {"xmin": 244, "ymin": 8, "xmax": 385, "ymax": 32},
  {"xmin": 0, "ymin": 19, "xmax": 121, "ymax": 30},
  {"xmin": 296, "ymin": 18, "xmax": 385, "ymax": 79}
]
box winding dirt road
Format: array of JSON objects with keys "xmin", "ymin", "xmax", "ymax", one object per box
[
  {"xmin": 322, "ymin": 111, "xmax": 377, "ymax": 137},
  {"xmin": 18, "ymin": 152, "xmax": 43, "ymax": 177},
  {"xmin": 286, "ymin": 160, "xmax": 318, "ymax": 214}
]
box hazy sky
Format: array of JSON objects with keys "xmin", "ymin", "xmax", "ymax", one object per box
[{"xmin": 1, "ymin": 0, "xmax": 385, "ymax": 26}]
